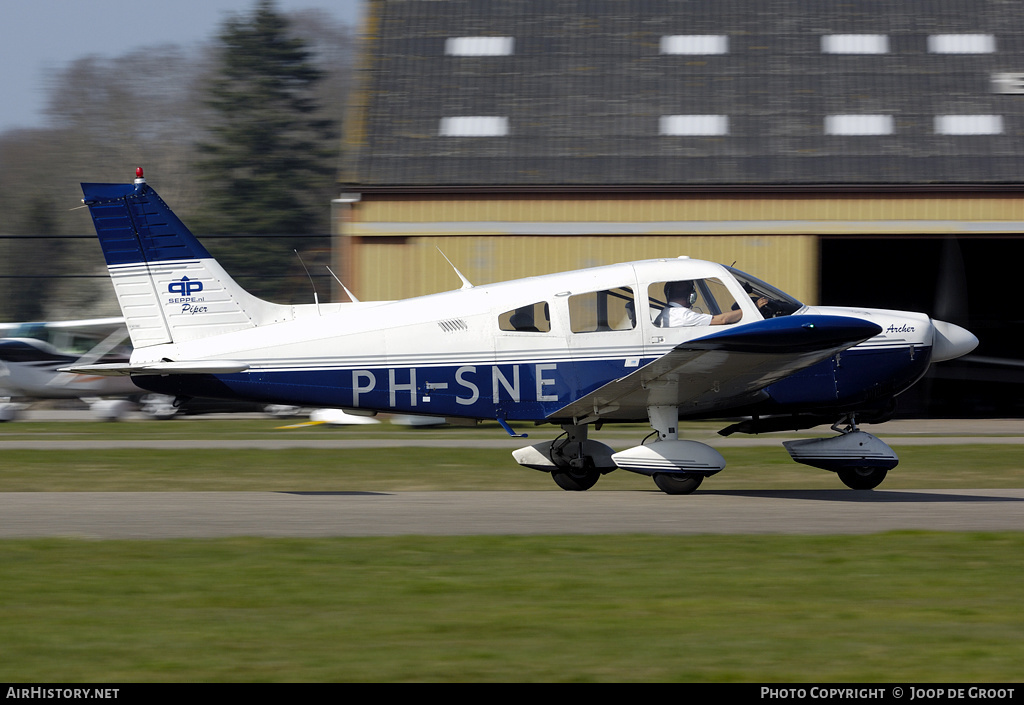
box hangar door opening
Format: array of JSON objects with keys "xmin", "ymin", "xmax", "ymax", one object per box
[{"xmin": 819, "ymin": 236, "xmax": 1024, "ymax": 418}]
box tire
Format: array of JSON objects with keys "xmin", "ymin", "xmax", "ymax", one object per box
[
  {"xmin": 837, "ymin": 467, "xmax": 888, "ymax": 490},
  {"xmin": 551, "ymin": 470, "xmax": 600, "ymax": 491},
  {"xmin": 653, "ymin": 473, "xmax": 704, "ymax": 495}
]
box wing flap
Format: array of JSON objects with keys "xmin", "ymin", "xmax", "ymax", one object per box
[{"xmin": 553, "ymin": 315, "xmax": 881, "ymax": 420}]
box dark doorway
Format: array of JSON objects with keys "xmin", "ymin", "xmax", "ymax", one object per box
[{"xmin": 820, "ymin": 235, "xmax": 1024, "ymax": 417}]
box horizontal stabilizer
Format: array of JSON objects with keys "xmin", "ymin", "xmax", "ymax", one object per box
[{"xmin": 59, "ymin": 361, "xmax": 250, "ymax": 376}]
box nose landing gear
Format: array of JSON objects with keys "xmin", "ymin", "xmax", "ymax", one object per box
[{"xmin": 783, "ymin": 414, "xmax": 898, "ymax": 490}]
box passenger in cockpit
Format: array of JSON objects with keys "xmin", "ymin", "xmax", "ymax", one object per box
[{"xmin": 509, "ymin": 306, "xmax": 541, "ymax": 332}]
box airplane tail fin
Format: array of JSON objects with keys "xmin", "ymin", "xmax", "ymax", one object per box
[{"xmin": 81, "ymin": 171, "xmax": 291, "ymax": 349}]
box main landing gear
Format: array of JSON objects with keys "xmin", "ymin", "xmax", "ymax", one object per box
[
  {"xmin": 511, "ymin": 424, "xmax": 617, "ymax": 491},
  {"xmin": 610, "ymin": 406, "xmax": 725, "ymax": 494},
  {"xmin": 652, "ymin": 473, "xmax": 705, "ymax": 495},
  {"xmin": 513, "ymin": 411, "xmax": 899, "ymax": 494},
  {"xmin": 512, "ymin": 406, "xmax": 726, "ymax": 495}
]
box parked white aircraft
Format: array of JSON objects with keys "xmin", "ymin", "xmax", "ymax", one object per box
[
  {"xmin": 0, "ymin": 318, "xmax": 137, "ymax": 420},
  {"xmin": 68, "ymin": 170, "xmax": 977, "ymax": 493},
  {"xmin": 0, "ymin": 318, "xmax": 297, "ymax": 421}
]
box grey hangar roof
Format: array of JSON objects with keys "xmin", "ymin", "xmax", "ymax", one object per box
[{"xmin": 349, "ymin": 0, "xmax": 1024, "ymax": 188}]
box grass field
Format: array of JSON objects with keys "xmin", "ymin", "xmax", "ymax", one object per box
[
  {"xmin": 1, "ymin": 445, "xmax": 1024, "ymax": 492},
  {"xmin": 1, "ymin": 534, "xmax": 1022, "ymax": 682},
  {"xmin": 2, "ymin": 417, "xmax": 1023, "ymax": 492},
  {"xmin": 1, "ymin": 418, "xmax": 1022, "ymax": 682}
]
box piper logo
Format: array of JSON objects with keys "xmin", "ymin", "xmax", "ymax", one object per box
[{"xmin": 169, "ymin": 277, "xmax": 203, "ymax": 296}]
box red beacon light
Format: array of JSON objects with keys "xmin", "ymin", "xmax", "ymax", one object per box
[{"xmin": 134, "ymin": 167, "xmax": 145, "ymax": 185}]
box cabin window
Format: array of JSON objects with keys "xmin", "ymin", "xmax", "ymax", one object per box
[
  {"xmin": 568, "ymin": 287, "xmax": 636, "ymax": 333},
  {"xmin": 499, "ymin": 302, "xmax": 551, "ymax": 332},
  {"xmin": 649, "ymin": 278, "xmax": 739, "ymax": 326}
]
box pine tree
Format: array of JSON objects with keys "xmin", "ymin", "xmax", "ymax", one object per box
[
  {"xmin": 195, "ymin": 0, "xmax": 337, "ymax": 301},
  {"xmin": 1, "ymin": 198, "xmax": 64, "ymax": 321}
]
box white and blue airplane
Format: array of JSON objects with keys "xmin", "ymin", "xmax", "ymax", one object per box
[{"xmin": 67, "ymin": 170, "xmax": 978, "ymax": 493}]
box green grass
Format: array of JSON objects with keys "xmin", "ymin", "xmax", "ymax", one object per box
[
  {"xmin": 1, "ymin": 534, "xmax": 1022, "ymax": 682},
  {"xmin": 2, "ymin": 417, "xmax": 1023, "ymax": 491},
  {"xmin": 0, "ymin": 444, "xmax": 1022, "ymax": 492},
  {"xmin": 4, "ymin": 416, "xmax": 1012, "ymax": 442}
]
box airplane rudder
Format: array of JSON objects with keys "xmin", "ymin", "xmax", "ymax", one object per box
[
  {"xmin": 81, "ymin": 182, "xmax": 146, "ymax": 268},
  {"xmin": 81, "ymin": 177, "xmax": 211, "ymax": 267}
]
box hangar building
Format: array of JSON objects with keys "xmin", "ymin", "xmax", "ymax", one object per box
[{"xmin": 337, "ymin": 0, "xmax": 1024, "ymax": 415}]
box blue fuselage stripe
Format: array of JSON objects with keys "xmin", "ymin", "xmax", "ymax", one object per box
[{"xmin": 132, "ymin": 346, "xmax": 931, "ymax": 421}]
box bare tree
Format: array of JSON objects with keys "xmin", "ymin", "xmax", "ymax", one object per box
[{"xmin": 0, "ymin": 5, "xmax": 356, "ymax": 320}]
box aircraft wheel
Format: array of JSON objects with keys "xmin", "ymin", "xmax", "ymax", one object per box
[
  {"xmin": 551, "ymin": 469, "xmax": 600, "ymax": 491},
  {"xmin": 653, "ymin": 473, "xmax": 704, "ymax": 495},
  {"xmin": 838, "ymin": 467, "xmax": 887, "ymax": 490}
]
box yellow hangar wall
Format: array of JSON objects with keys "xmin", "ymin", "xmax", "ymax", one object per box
[
  {"xmin": 333, "ymin": 194, "xmax": 1024, "ymax": 304},
  {"xmin": 350, "ymin": 233, "xmax": 817, "ymax": 303}
]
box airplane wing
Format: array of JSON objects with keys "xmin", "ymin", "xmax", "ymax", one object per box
[
  {"xmin": 0, "ymin": 317, "xmax": 125, "ymax": 337},
  {"xmin": 553, "ymin": 315, "xmax": 882, "ymax": 421}
]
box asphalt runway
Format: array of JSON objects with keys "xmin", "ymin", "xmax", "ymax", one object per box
[
  {"xmin": 2, "ymin": 417, "xmax": 1023, "ymax": 537},
  {"xmin": 2, "ymin": 489, "xmax": 1023, "ymax": 538}
]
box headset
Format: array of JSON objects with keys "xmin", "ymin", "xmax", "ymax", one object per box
[{"xmin": 665, "ymin": 280, "xmax": 699, "ymax": 306}]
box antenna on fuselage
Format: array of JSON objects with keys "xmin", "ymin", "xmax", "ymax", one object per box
[
  {"xmin": 436, "ymin": 247, "xmax": 473, "ymax": 289},
  {"xmin": 326, "ymin": 266, "xmax": 361, "ymax": 303},
  {"xmin": 294, "ymin": 249, "xmax": 321, "ymax": 315}
]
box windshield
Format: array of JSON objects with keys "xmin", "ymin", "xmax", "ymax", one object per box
[{"xmin": 725, "ymin": 266, "xmax": 804, "ymax": 318}]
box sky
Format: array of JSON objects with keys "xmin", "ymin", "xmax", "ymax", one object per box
[{"xmin": 0, "ymin": 0, "xmax": 363, "ymax": 134}]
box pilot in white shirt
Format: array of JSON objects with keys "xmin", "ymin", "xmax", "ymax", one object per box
[{"xmin": 656, "ymin": 280, "xmax": 744, "ymax": 327}]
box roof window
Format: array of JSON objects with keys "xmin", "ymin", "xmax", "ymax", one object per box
[
  {"xmin": 935, "ymin": 115, "xmax": 1003, "ymax": 135},
  {"xmin": 660, "ymin": 35, "xmax": 728, "ymax": 55},
  {"xmin": 439, "ymin": 116, "xmax": 510, "ymax": 137},
  {"xmin": 825, "ymin": 115, "xmax": 894, "ymax": 135},
  {"xmin": 928, "ymin": 34, "xmax": 996, "ymax": 53},
  {"xmin": 821, "ymin": 34, "xmax": 890, "ymax": 54},
  {"xmin": 445, "ymin": 37, "xmax": 515, "ymax": 56},
  {"xmin": 659, "ymin": 115, "xmax": 729, "ymax": 136}
]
